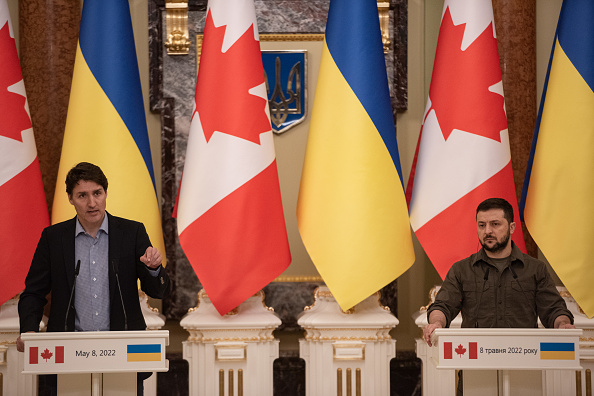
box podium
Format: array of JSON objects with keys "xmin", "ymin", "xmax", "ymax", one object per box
[
  {"xmin": 21, "ymin": 330, "xmax": 169, "ymax": 396},
  {"xmin": 430, "ymin": 328, "xmax": 582, "ymax": 396}
]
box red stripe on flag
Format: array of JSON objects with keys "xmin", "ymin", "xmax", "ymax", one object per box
[
  {"xmin": 55, "ymin": 346, "xmax": 64, "ymax": 363},
  {"xmin": 444, "ymin": 342, "xmax": 452, "ymax": 359},
  {"xmin": 179, "ymin": 161, "xmax": 291, "ymax": 315},
  {"xmin": 30, "ymin": 347, "xmax": 38, "ymax": 364},
  {"xmin": 0, "ymin": 161, "xmax": 49, "ymax": 305},
  {"xmin": 414, "ymin": 163, "xmax": 526, "ymax": 278},
  {"xmin": 469, "ymin": 342, "xmax": 477, "ymax": 359}
]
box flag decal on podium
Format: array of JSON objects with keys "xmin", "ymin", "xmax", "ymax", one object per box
[
  {"xmin": 29, "ymin": 346, "xmax": 65, "ymax": 364},
  {"xmin": 127, "ymin": 344, "xmax": 162, "ymax": 362},
  {"xmin": 444, "ymin": 342, "xmax": 478, "ymax": 359},
  {"xmin": 540, "ymin": 342, "xmax": 575, "ymax": 360}
]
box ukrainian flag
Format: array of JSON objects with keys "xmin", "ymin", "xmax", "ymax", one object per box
[
  {"xmin": 520, "ymin": 0, "xmax": 594, "ymax": 317},
  {"xmin": 127, "ymin": 344, "xmax": 162, "ymax": 362},
  {"xmin": 296, "ymin": 0, "xmax": 415, "ymax": 310},
  {"xmin": 540, "ymin": 342, "xmax": 575, "ymax": 360},
  {"xmin": 52, "ymin": 0, "xmax": 165, "ymax": 262}
]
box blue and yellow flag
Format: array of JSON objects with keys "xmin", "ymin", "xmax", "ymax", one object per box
[
  {"xmin": 52, "ymin": 0, "xmax": 165, "ymax": 261},
  {"xmin": 296, "ymin": 0, "xmax": 415, "ymax": 310},
  {"xmin": 521, "ymin": 0, "xmax": 594, "ymax": 317}
]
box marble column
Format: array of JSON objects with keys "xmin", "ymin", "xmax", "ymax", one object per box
[
  {"xmin": 492, "ymin": 0, "xmax": 537, "ymax": 256},
  {"xmin": 19, "ymin": 0, "xmax": 80, "ymax": 214}
]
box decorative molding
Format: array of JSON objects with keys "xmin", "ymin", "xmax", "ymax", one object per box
[
  {"xmin": 301, "ymin": 330, "xmax": 394, "ymax": 342},
  {"xmin": 165, "ymin": 0, "xmax": 191, "ymax": 55},
  {"xmin": 273, "ymin": 276, "xmax": 323, "ymax": 283},
  {"xmin": 377, "ymin": 1, "xmax": 391, "ymax": 53},
  {"xmin": 260, "ymin": 33, "xmax": 324, "ymax": 42}
]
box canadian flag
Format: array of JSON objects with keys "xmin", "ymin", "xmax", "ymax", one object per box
[
  {"xmin": 174, "ymin": 0, "xmax": 291, "ymax": 315},
  {"xmin": 29, "ymin": 346, "xmax": 65, "ymax": 364},
  {"xmin": 406, "ymin": 0, "xmax": 526, "ymax": 278},
  {"xmin": 444, "ymin": 342, "xmax": 478, "ymax": 360},
  {"xmin": 0, "ymin": 0, "xmax": 49, "ymax": 305}
]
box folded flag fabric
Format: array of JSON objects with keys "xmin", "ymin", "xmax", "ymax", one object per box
[
  {"xmin": 52, "ymin": 0, "xmax": 166, "ymax": 262},
  {"xmin": 175, "ymin": 0, "xmax": 291, "ymax": 315},
  {"xmin": 521, "ymin": 0, "xmax": 594, "ymax": 318},
  {"xmin": 296, "ymin": 0, "xmax": 415, "ymax": 311},
  {"xmin": 406, "ymin": 0, "xmax": 526, "ymax": 279},
  {"xmin": 0, "ymin": 0, "xmax": 50, "ymax": 305}
]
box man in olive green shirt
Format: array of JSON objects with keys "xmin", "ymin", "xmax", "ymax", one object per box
[{"xmin": 423, "ymin": 198, "xmax": 574, "ymax": 346}]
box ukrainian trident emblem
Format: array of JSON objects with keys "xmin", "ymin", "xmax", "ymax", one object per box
[{"xmin": 262, "ymin": 51, "xmax": 307, "ymax": 134}]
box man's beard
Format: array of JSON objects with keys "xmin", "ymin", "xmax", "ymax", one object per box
[{"xmin": 481, "ymin": 229, "xmax": 511, "ymax": 253}]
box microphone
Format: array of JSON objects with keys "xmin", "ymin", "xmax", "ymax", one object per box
[
  {"xmin": 474, "ymin": 267, "xmax": 490, "ymax": 328},
  {"xmin": 65, "ymin": 260, "xmax": 81, "ymax": 331},
  {"xmin": 111, "ymin": 259, "xmax": 128, "ymax": 331},
  {"xmin": 508, "ymin": 265, "xmax": 538, "ymax": 328}
]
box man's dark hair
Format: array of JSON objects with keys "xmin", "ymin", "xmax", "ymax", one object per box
[
  {"xmin": 65, "ymin": 162, "xmax": 108, "ymax": 196},
  {"xmin": 476, "ymin": 198, "xmax": 514, "ymax": 224}
]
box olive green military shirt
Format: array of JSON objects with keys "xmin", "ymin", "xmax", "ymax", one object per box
[{"xmin": 427, "ymin": 242, "xmax": 573, "ymax": 329}]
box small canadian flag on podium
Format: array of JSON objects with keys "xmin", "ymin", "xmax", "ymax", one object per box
[
  {"xmin": 29, "ymin": 346, "xmax": 65, "ymax": 364},
  {"xmin": 444, "ymin": 342, "xmax": 478, "ymax": 360}
]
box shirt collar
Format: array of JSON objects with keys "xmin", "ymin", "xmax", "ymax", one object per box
[
  {"xmin": 75, "ymin": 214, "xmax": 109, "ymax": 237},
  {"xmin": 471, "ymin": 241, "xmax": 525, "ymax": 267}
]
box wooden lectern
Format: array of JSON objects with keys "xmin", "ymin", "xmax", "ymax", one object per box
[
  {"xmin": 430, "ymin": 328, "xmax": 582, "ymax": 396},
  {"xmin": 21, "ymin": 330, "xmax": 169, "ymax": 396}
]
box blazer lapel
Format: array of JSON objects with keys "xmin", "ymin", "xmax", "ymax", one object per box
[
  {"xmin": 63, "ymin": 217, "xmax": 77, "ymax": 289},
  {"xmin": 107, "ymin": 213, "xmax": 122, "ymax": 301}
]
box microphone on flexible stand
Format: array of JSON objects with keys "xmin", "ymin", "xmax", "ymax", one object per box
[
  {"xmin": 65, "ymin": 260, "xmax": 81, "ymax": 332},
  {"xmin": 474, "ymin": 267, "xmax": 490, "ymax": 328},
  {"xmin": 508, "ymin": 265, "xmax": 538, "ymax": 328},
  {"xmin": 111, "ymin": 259, "xmax": 128, "ymax": 331}
]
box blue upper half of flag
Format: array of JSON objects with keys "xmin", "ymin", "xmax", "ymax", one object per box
[
  {"xmin": 557, "ymin": 0, "xmax": 594, "ymax": 92},
  {"xmin": 324, "ymin": 0, "xmax": 403, "ymax": 182},
  {"xmin": 540, "ymin": 342, "xmax": 575, "ymax": 352},
  {"xmin": 127, "ymin": 344, "xmax": 161, "ymax": 354},
  {"xmin": 78, "ymin": 0, "xmax": 156, "ymax": 187}
]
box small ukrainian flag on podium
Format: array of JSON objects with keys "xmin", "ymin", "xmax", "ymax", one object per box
[
  {"xmin": 127, "ymin": 344, "xmax": 162, "ymax": 362},
  {"xmin": 540, "ymin": 343, "xmax": 575, "ymax": 360}
]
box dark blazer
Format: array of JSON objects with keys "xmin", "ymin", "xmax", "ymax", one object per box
[{"xmin": 19, "ymin": 212, "xmax": 170, "ymax": 333}]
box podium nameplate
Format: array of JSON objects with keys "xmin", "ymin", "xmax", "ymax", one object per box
[
  {"xmin": 430, "ymin": 328, "xmax": 582, "ymax": 371},
  {"xmin": 21, "ymin": 330, "xmax": 169, "ymax": 374}
]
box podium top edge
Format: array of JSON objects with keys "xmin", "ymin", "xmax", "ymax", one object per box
[
  {"xmin": 432, "ymin": 328, "xmax": 583, "ymax": 337},
  {"xmin": 21, "ymin": 330, "xmax": 169, "ymax": 341}
]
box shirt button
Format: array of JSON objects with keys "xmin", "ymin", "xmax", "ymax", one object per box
[
  {"xmin": 95, "ymin": 312, "xmax": 99, "ymax": 316},
  {"xmin": 93, "ymin": 277, "xmax": 97, "ymax": 282},
  {"xmin": 92, "ymin": 261, "xmax": 96, "ymax": 264},
  {"xmin": 94, "ymin": 294, "xmax": 98, "ymax": 298}
]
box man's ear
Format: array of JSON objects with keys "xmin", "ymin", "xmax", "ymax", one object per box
[{"xmin": 510, "ymin": 221, "xmax": 516, "ymax": 234}]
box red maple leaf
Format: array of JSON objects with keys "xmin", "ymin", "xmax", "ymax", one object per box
[
  {"xmin": 41, "ymin": 348, "xmax": 53, "ymax": 362},
  {"xmin": 0, "ymin": 22, "xmax": 32, "ymax": 141},
  {"xmin": 428, "ymin": 7, "xmax": 507, "ymax": 142},
  {"xmin": 195, "ymin": 12, "xmax": 270, "ymax": 144},
  {"xmin": 455, "ymin": 344, "xmax": 467, "ymax": 357}
]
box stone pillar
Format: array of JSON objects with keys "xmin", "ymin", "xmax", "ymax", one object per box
[
  {"xmin": 298, "ymin": 286, "xmax": 398, "ymax": 396},
  {"xmin": 0, "ymin": 297, "xmax": 40, "ymax": 396},
  {"xmin": 19, "ymin": 0, "xmax": 80, "ymax": 213},
  {"xmin": 180, "ymin": 290, "xmax": 281, "ymax": 396},
  {"xmin": 492, "ymin": 0, "xmax": 537, "ymax": 256}
]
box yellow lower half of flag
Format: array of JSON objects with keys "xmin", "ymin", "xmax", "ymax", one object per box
[
  {"xmin": 127, "ymin": 353, "xmax": 161, "ymax": 362},
  {"xmin": 523, "ymin": 40, "xmax": 594, "ymax": 318},
  {"xmin": 51, "ymin": 45, "xmax": 166, "ymax": 264},
  {"xmin": 540, "ymin": 351, "xmax": 575, "ymax": 360},
  {"xmin": 297, "ymin": 43, "xmax": 414, "ymax": 311}
]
